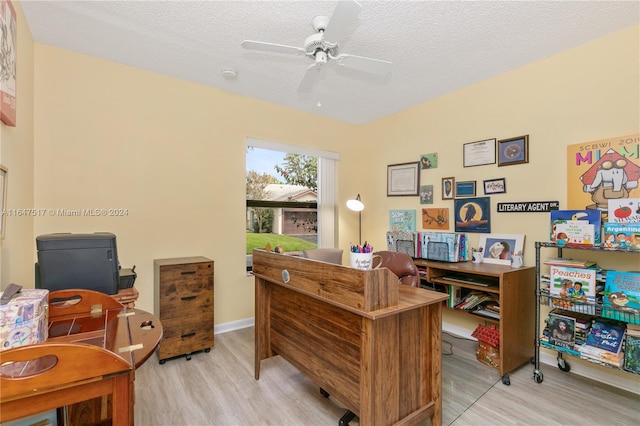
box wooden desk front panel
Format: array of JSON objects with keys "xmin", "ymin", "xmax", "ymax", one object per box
[{"xmin": 256, "ymin": 278, "xmax": 442, "ymax": 426}]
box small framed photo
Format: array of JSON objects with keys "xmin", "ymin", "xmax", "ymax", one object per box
[
  {"xmin": 442, "ymin": 177, "xmax": 455, "ymax": 200},
  {"xmin": 498, "ymin": 135, "xmax": 529, "ymax": 166},
  {"xmin": 483, "ymin": 178, "xmax": 506, "ymax": 195},
  {"xmin": 455, "ymin": 180, "xmax": 476, "ymax": 197},
  {"xmin": 463, "ymin": 138, "xmax": 496, "ymax": 167},
  {"xmin": 478, "ymin": 233, "xmax": 525, "ymax": 266},
  {"xmin": 387, "ymin": 162, "xmax": 420, "ymax": 196},
  {"xmin": 0, "ymin": 165, "xmax": 7, "ymax": 239}
]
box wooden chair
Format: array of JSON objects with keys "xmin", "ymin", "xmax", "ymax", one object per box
[{"xmin": 0, "ymin": 342, "xmax": 134, "ymax": 424}]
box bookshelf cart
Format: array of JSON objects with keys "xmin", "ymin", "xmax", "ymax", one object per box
[
  {"xmin": 414, "ymin": 259, "xmax": 535, "ymax": 385},
  {"xmin": 533, "ymin": 241, "xmax": 640, "ymax": 384}
]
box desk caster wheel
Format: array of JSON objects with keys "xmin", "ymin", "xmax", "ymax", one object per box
[
  {"xmin": 159, "ymin": 359, "xmax": 166, "ymax": 365},
  {"xmin": 186, "ymin": 353, "xmax": 192, "ymax": 361},
  {"xmin": 534, "ymin": 371, "xmax": 543, "ymax": 383},
  {"xmin": 204, "ymin": 348, "xmax": 211, "ymax": 353},
  {"xmin": 501, "ymin": 375, "xmax": 510, "ymax": 385},
  {"xmin": 320, "ymin": 388, "xmax": 330, "ymax": 398}
]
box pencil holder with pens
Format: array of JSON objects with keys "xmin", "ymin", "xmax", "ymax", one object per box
[{"xmin": 349, "ymin": 252, "xmax": 381, "ymax": 270}]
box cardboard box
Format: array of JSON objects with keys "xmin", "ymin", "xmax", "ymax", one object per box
[{"xmin": 0, "ymin": 288, "xmax": 49, "ymax": 351}]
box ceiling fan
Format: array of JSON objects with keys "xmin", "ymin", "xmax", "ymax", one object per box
[{"xmin": 241, "ymin": 0, "xmax": 393, "ymax": 92}]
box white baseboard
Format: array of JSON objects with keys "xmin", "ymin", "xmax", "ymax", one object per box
[{"xmin": 220, "ymin": 318, "xmax": 639, "ymax": 395}]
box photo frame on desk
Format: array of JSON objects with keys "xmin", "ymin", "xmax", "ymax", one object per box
[
  {"xmin": 478, "ymin": 233, "xmax": 525, "ymax": 265},
  {"xmin": 387, "ymin": 162, "xmax": 420, "ymax": 196},
  {"xmin": 498, "ymin": 135, "xmax": 529, "ymax": 166}
]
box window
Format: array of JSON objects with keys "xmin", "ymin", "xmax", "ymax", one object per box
[{"xmin": 246, "ymin": 138, "xmax": 339, "ymax": 271}]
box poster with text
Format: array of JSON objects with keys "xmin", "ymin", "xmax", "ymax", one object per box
[
  {"xmin": 389, "ymin": 209, "xmax": 416, "ymax": 232},
  {"xmin": 567, "ymin": 134, "xmax": 639, "ymax": 220}
]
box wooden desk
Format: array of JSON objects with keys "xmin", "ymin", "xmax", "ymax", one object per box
[
  {"xmin": 0, "ymin": 289, "xmax": 163, "ymax": 425},
  {"xmin": 253, "ymin": 250, "xmax": 448, "ymax": 426}
]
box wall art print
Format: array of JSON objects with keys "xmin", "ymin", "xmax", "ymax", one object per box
[{"xmin": 454, "ymin": 196, "xmax": 491, "ymax": 233}]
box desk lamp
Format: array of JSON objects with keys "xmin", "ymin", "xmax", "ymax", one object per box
[{"xmin": 346, "ymin": 194, "xmax": 365, "ymax": 245}]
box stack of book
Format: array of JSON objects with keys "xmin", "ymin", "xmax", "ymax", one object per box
[
  {"xmin": 580, "ymin": 319, "xmax": 626, "ymax": 368},
  {"xmin": 546, "ymin": 264, "xmax": 600, "ymax": 314},
  {"xmin": 549, "ymin": 209, "xmax": 602, "ymax": 246},
  {"xmin": 453, "ymin": 291, "xmax": 496, "ymax": 313}
]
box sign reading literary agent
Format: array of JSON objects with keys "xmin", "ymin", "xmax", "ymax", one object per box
[{"xmin": 497, "ymin": 201, "xmax": 560, "ymax": 213}]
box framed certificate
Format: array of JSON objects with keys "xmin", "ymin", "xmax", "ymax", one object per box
[
  {"xmin": 463, "ymin": 139, "xmax": 496, "ymax": 167},
  {"xmin": 387, "ymin": 162, "xmax": 420, "ymax": 196}
]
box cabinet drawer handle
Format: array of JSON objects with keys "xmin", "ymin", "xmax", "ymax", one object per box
[
  {"xmin": 181, "ymin": 332, "xmax": 196, "ymax": 339},
  {"xmin": 181, "ymin": 295, "xmax": 196, "ymax": 301},
  {"xmin": 181, "ymin": 271, "xmax": 196, "ymax": 275}
]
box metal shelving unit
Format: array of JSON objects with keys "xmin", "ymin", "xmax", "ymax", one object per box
[{"xmin": 533, "ymin": 241, "xmax": 640, "ymax": 383}]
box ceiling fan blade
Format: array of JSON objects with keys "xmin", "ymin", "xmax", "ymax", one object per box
[
  {"xmin": 241, "ymin": 40, "xmax": 306, "ymax": 55},
  {"xmin": 298, "ymin": 63, "xmax": 323, "ymax": 93},
  {"xmin": 322, "ymin": 0, "xmax": 362, "ymax": 46},
  {"xmin": 335, "ymin": 53, "xmax": 393, "ymax": 75}
]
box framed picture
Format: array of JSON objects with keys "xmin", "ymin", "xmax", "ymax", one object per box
[
  {"xmin": 0, "ymin": 0, "xmax": 17, "ymax": 127},
  {"xmin": 454, "ymin": 196, "xmax": 491, "ymax": 233},
  {"xmin": 419, "ymin": 184, "xmax": 434, "ymax": 204},
  {"xmin": 478, "ymin": 234, "xmax": 525, "ymax": 265},
  {"xmin": 422, "ymin": 208, "xmax": 449, "ymax": 230},
  {"xmin": 0, "ymin": 165, "xmax": 7, "ymax": 239},
  {"xmin": 463, "ymin": 138, "xmax": 496, "ymax": 167},
  {"xmin": 483, "ymin": 178, "xmax": 506, "ymax": 194},
  {"xmin": 387, "ymin": 162, "xmax": 420, "ymax": 196},
  {"xmin": 455, "ymin": 181, "xmax": 476, "ymax": 197},
  {"xmin": 442, "ymin": 177, "xmax": 455, "ymax": 200},
  {"xmin": 498, "ymin": 135, "xmax": 529, "ymax": 166},
  {"xmin": 419, "ymin": 153, "xmax": 438, "ymax": 169}
]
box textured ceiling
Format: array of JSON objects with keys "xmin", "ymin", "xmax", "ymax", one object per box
[{"xmin": 21, "ymin": 0, "xmax": 640, "ymax": 125}]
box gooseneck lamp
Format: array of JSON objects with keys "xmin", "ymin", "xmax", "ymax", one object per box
[{"xmin": 346, "ymin": 194, "xmax": 365, "ymax": 245}]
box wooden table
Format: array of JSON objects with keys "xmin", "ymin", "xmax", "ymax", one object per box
[
  {"xmin": 0, "ymin": 289, "xmax": 163, "ymax": 425},
  {"xmin": 253, "ymin": 250, "xmax": 447, "ymax": 426}
]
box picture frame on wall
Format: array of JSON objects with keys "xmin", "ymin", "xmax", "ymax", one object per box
[
  {"xmin": 478, "ymin": 233, "xmax": 525, "ymax": 265},
  {"xmin": 0, "ymin": 165, "xmax": 7, "ymax": 239},
  {"xmin": 453, "ymin": 196, "xmax": 491, "ymax": 233},
  {"xmin": 0, "ymin": 0, "xmax": 17, "ymax": 127},
  {"xmin": 483, "ymin": 178, "xmax": 506, "ymax": 194},
  {"xmin": 455, "ymin": 181, "xmax": 476, "ymax": 197},
  {"xmin": 387, "ymin": 162, "xmax": 420, "ymax": 196},
  {"xmin": 442, "ymin": 177, "xmax": 455, "ymax": 200},
  {"xmin": 463, "ymin": 138, "xmax": 496, "ymax": 167},
  {"xmin": 498, "ymin": 135, "xmax": 529, "ymax": 166}
]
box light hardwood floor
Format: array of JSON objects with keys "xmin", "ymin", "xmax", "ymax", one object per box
[{"xmin": 134, "ymin": 327, "xmax": 639, "ymax": 425}]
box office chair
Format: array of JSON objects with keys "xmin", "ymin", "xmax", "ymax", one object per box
[
  {"xmin": 372, "ymin": 250, "xmax": 420, "ymax": 287},
  {"xmin": 302, "ymin": 248, "xmax": 344, "ymax": 265}
]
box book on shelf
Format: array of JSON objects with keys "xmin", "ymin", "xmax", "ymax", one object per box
[
  {"xmin": 550, "ymin": 209, "xmax": 602, "ymax": 244},
  {"xmin": 543, "ymin": 258, "xmax": 597, "ymax": 269},
  {"xmin": 417, "ymin": 231, "xmax": 467, "ymax": 262},
  {"xmin": 607, "ymin": 198, "xmax": 640, "ymax": 225},
  {"xmin": 602, "ymin": 221, "xmax": 640, "ymax": 251},
  {"xmin": 601, "ymin": 270, "xmax": 640, "ymax": 325},
  {"xmin": 579, "ymin": 344, "xmax": 624, "ymax": 368},
  {"xmin": 585, "ymin": 319, "xmax": 625, "ymax": 355},
  {"xmin": 449, "ymin": 285, "xmax": 463, "ymax": 309},
  {"xmin": 552, "ymin": 220, "xmax": 596, "ymax": 247},
  {"xmin": 547, "ymin": 311, "xmax": 576, "ymax": 349},
  {"xmin": 623, "ymin": 333, "xmax": 640, "ymax": 374},
  {"xmin": 549, "ymin": 266, "xmax": 597, "ymax": 303}
]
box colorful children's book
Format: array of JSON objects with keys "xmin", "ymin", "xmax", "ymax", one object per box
[
  {"xmin": 552, "ymin": 220, "xmax": 596, "ymax": 247},
  {"xmin": 549, "ymin": 266, "xmax": 597, "ymax": 303},
  {"xmin": 585, "ymin": 319, "xmax": 625, "ymax": 355},
  {"xmin": 601, "ymin": 270, "xmax": 640, "ymax": 324},
  {"xmin": 623, "ymin": 333, "xmax": 640, "ymax": 374},
  {"xmin": 547, "ymin": 311, "xmax": 576, "ymax": 349},
  {"xmin": 549, "ymin": 210, "xmax": 602, "ymax": 244},
  {"xmin": 607, "ymin": 198, "xmax": 640, "ymax": 224},
  {"xmin": 602, "ymin": 222, "xmax": 640, "ymax": 251}
]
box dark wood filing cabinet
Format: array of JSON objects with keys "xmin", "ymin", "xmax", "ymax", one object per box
[{"xmin": 154, "ymin": 256, "xmax": 214, "ymax": 363}]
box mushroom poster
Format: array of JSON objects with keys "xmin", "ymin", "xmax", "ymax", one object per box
[{"xmin": 567, "ymin": 133, "xmax": 640, "ymax": 221}]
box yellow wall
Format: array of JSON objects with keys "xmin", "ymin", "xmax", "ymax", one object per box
[
  {"xmin": 1, "ymin": 1, "xmax": 638, "ymax": 389},
  {"xmin": 0, "ymin": 0, "xmax": 35, "ymax": 290}
]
